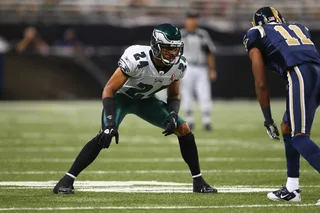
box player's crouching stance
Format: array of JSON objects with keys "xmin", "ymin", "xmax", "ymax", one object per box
[{"xmin": 53, "ymin": 23, "xmax": 217, "ymax": 194}]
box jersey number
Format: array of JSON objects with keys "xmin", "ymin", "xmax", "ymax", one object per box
[
  {"xmin": 134, "ymin": 52, "xmax": 149, "ymax": 69},
  {"xmin": 126, "ymin": 82, "xmax": 152, "ymax": 99},
  {"xmin": 274, "ymin": 25, "xmax": 313, "ymax": 46},
  {"xmin": 126, "ymin": 83, "xmax": 167, "ymax": 99}
]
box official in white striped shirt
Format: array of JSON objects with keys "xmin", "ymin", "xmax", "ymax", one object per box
[{"xmin": 180, "ymin": 10, "xmax": 217, "ymax": 131}]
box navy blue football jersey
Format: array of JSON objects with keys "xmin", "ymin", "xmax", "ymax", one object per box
[{"xmin": 243, "ymin": 23, "xmax": 320, "ymax": 75}]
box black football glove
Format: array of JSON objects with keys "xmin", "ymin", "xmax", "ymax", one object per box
[
  {"xmin": 162, "ymin": 112, "xmax": 178, "ymax": 136},
  {"xmin": 96, "ymin": 125, "xmax": 119, "ymax": 149},
  {"xmin": 264, "ymin": 121, "xmax": 280, "ymax": 140}
]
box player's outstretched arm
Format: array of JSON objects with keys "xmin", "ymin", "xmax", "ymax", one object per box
[
  {"xmin": 97, "ymin": 68, "xmax": 128, "ymax": 148},
  {"xmin": 249, "ymin": 48, "xmax": 280, "ymax": 140},
  {"xmin": 162, "ymin": 80, "xmax": 181, "ymax": 136},
  {"xmin": 103, "ymin": 67, "xmax": 128, "ymax": 98}
]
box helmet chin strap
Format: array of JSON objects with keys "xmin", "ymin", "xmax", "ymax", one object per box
[
  {"xmin": 160, "ymin": 54, "xmax": 176, "ymax": 66},
  {"xmin": 152, "ymin": 52, "xmax": 172, "ymax": 66}
]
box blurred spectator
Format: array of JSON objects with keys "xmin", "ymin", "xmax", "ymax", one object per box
[
  {"xmin": 16, "ymin": 26, "xmax": 49, "ymax": 55},
  {"xmin": 0, "ymin": 36, "xmax": 9, "ymax": 53},
  {"xmin": 56, "ymin": 28, "xmax": 83, "ymax": 53},
  {"xmin": 128, "ymin": 0, "xmax": 152, "ymax": 7},
  {"xmin": 0, "ymin": 35, "xmax": 8, "ymax": 98}
]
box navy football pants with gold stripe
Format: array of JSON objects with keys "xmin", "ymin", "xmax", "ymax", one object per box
[{"xmin": 283, "ymin": 63, "xmax": 320, "ymax": 136}]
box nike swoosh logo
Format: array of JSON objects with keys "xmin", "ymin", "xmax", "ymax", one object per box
[{"xmin": 280, "ymin": 194, "xmax": 290, "ymax": 199}]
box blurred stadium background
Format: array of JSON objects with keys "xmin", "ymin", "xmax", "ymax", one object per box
[
  {"xmin": 1, "ymin": 1, "xmax": 320, "ymax": 212},
  {"xmin": 1, "ymin": 0, "xmax": 319, "ymax": 100}
]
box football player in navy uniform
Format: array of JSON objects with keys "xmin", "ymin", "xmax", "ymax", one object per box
[
  {"xmin": 243, "ymin": 7, "xmax": 320, "ymax": 204},
  {"xmin": 53, "ymin": 23, "xmax": 217, "ymax": 195}
]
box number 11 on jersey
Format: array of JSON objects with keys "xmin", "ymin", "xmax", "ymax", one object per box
[{"xmin": 274, "ymin": 25, "xmax": 313, "ymax": 46}]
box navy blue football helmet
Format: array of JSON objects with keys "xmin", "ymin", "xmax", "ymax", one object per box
[{"xmin": 252, "ymin": 7, "xmax": 285, "ymax": 26}]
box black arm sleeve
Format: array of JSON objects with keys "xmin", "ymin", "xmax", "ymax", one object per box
[
  {"xmin": 167, "ymin": 98, "xmax": 180, "ymax": 114},
  {"xmin": 102, "ymin": 97, "xmax": 115, "ymax": 126}
]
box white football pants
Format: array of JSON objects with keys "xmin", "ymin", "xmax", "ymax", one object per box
[{"xmin": 180, "ymin": 65, "xmax": 212, "ymax": 125}]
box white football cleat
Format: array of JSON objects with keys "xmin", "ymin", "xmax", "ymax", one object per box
[
  {"xmin": 267, "ymin": 186, "xmax": 301, "ymax": 202},
  {"xmin": 316, "ymin": 199, "xmax": 320, "ymax": 206}
]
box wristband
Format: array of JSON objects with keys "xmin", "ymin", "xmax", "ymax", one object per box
[
  {"xmin": 167, "ymin": 98, "xmax": 180, "ymax": 114},
  {"xmin": 262, "ymin": 107, "xmax": 273, "ymax": 124},
  {"xmin": 102, "ymin": 97, "xmax": 115, "ymax": 125}
]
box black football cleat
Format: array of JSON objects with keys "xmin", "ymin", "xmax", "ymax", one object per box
[
  {"xmin": 53, "ymin": 175, "xmax": 75, "ymax": 194},
  {"xmin": 267, "ymin": 186, "xmax": 301, "ymax": 202},
  {"xmin": 193, "ymin": 178, "xmax": 218, "ymax": 193}
]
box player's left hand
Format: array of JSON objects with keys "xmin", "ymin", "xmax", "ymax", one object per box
[
  {"xmin": 162, "ymin": 112, "xmax": 178, "ymax": 136},
  {"xmin": 264, "ymin": 121, "xmax": 280, "ymax": 140},
  {"xmin": 209, "ymin": 69, "xmax": 217, "ymax": 81}
]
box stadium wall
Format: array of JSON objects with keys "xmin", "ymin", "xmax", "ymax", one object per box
[{"xmin": 3, "ymin": 24, "xmax": 317, "ymax": 100}]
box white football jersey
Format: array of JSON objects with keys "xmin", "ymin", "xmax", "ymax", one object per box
[{"xmin": 117, "ymin": 45, "xmax": 187, "ymax": 99}]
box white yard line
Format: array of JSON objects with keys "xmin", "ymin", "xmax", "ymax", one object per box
[
  {"xmin": 1, "ymin": 181, "xmax": 319, "ymax": 188},
  {"xmin": 0, "ymin": 204, "xmax": 316, "ymax": 211},
  {"xmin": 0, "ymin": 180, "xmax": 305, "ymax": 193},
  {"xmin": 0, "ymin": 169, "xmax": 316, "ymax": 175},
  {"xmin": 0, "ymin": 147, "xmax": 230, "ymax": 152},
  {"xmin": 77, "ymin": 187, "xmax": 277, "ymax": 193},
  {"xmin": 0, "ymin": 135, "xmax": 283, "ymax": 150},
  {"xmin": 0, "ymin": 157, "xmax": 285, "ymax": 163},
  {"xmin": 0, "ymin": 181, "xmax": 188, "ymax": 187}
]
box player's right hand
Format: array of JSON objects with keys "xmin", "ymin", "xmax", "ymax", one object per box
[
  {"xmin": 96, "ymin": 125, "xmax": 119, "ymax": 148},
  {"xmin": 162, "ymin": 112, "xmax": 178, "ymax": 136},
  {"xmin": 264, "ymin": 121, "xmax": 280, "ymax": 140}
]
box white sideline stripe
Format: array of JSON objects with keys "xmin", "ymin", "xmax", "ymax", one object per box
[
  {"xmin": 0, "ymin": 204, "xmax": 315, "ymax": 211},
  {"xmin": 1, "ymin": 157, "xmax": 286, "ymax": 163},
  {"xmin": 0, "ymin": 169, "xmax": 316, "ymax": 175}
]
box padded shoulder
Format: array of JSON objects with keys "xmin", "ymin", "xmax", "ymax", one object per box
[
  {"xmin": 243, "ymin": 26, "xmax": 266, "ymax": 52},
  {"xmin": 118, "ymin": 45, "xmax": 142, "ymax": 77}
]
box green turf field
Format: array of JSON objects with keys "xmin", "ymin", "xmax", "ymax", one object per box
[{"xmin": 0, "ymin": 100, "xmax": 319, "ymax": 213}]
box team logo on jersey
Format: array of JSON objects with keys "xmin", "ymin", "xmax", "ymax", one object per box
[
  {"xmin": 154, "ymin": 78, "xmax": 164, "ymax": 83},
  {"xmin": 118, "ymin": 58, "xmax": 130, "ymax": 73},
  {"xmin": 124, "ymin": 56, "xmax": 130, "ymax": 63}
]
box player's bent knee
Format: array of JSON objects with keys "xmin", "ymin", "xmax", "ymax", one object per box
[
  {"xmin": 281, "ymin": 122, "xmax": 291, "ymax": 135},
  {"xmin": 175, "ymin": 122, "xmax": 191, "ymax": 137}
]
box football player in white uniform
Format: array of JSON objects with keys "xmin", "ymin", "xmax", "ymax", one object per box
[{"xmin": 53, "ymin": 23, "xmax": 217, "ymax": 194}]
